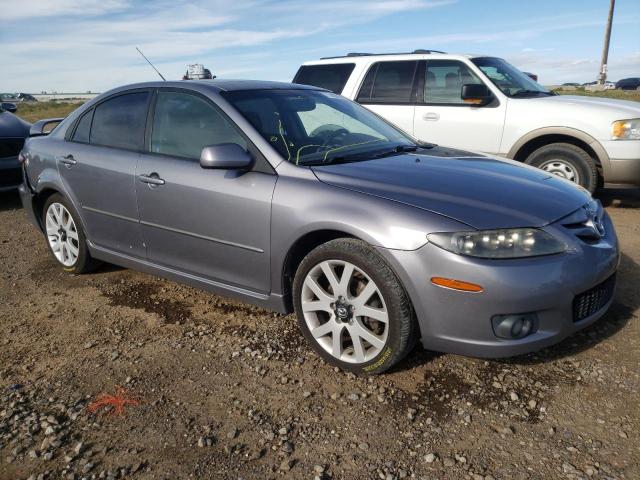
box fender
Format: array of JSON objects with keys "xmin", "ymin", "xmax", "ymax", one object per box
[{"xmin": 506, "ymin": 126, "xmax": 611, "ymax": 178}]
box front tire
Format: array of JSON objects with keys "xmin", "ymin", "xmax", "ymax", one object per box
[
  {"xmin": 525, "ymin": 142, "xmax": 599, "ymax": 193},
  {"xmin": 43, "ymin": 194, "xmax": 100, "ymax": 274},
  {"xmin": 292, "ymin": 238, "xmax": 416, "ymax": 375}
]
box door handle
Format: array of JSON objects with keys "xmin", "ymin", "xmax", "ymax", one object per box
[
  {"xmin": 57, "ymin": 154, "xmax": 77, "ymax": 166},
  {"xmin": 422, "ymin": 112, "xmax": 440, "ymax": 121},
  {"xmin": 138, "ymin": 173, "xmax": 165, "ymax": 186}
]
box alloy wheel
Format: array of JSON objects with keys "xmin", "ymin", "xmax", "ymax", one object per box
[
  {"xmin": 301, "ymin": 259, "xmax": 389, "ymax": 364},
  {"xmin": 45, "ymin": 202, "xmax": 80, "ymax": 267}
]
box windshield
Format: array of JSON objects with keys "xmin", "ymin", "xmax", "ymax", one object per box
[
  {"xmin": 223, "ymin": 89, "xmax": 416, "ymax": 165},
  {"xmin": 471, "ymin": 57, "xmax": 551, "ymax": 97}
]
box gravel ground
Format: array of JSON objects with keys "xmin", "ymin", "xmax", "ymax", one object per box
[{"xmin": 1, "ymin": 188, "xmax": 639, "ymax": 480}]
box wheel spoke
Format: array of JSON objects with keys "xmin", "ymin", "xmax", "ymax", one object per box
[
  {"xmin": 353, "ymin": 321, "xmax": 385, "ymax": 349},
  {"xmin": 66, "ymin": 240, "xmax": 79, "ymax": 257},
  {"xmin": 304, "ymin": 276, "xmax": 334, "ymax": 303},
  {"xmin": 311, "ymin": 321, "xmax": 334, "ymax": 339},
  {"xmin": 353, "ymin": 280, "xmax": 377, "ymax": 307},
  {"xmin": 331, "ymin": 326, "xmax": 343, "ymax": 357},
  {"xmin": 302, "ymin": 299, "xmax": 331, "ymax": 313},
  {"xmin": 320, "ymin": 262, "xmax": 341, "ymax": 296},
  {"xmin": 50, "ymin": 238, "xmax": 61, "ymax": 252},
  {"xmin": 347, "ymin": 327, "xmax": 366, "ymax": 363},
  {"xmin": 46, "ymin": 226, "xmax": 58, "ymax": 236},
  {"xmin": 66, "ymin": 229, "xmax": 79, "ymax": 241},
  {"xmin": 356, "ymin": 305, "xmax": 388, "ymax": 323},
  {"xmin": 338, "ymin": 263, "xmax": 354, "ymax": 297}
]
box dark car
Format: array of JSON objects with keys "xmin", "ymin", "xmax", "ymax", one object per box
[
  {"xmin": 0, "ymin": 102, "xmax": 31, "ymax": 191},
  {"xmin": 0, "ymin": 93, "xmax": 38, "ymax": 103},
  {"xmin": 615, "ymin": 77, "xmax": 640, "ymax": 90}
]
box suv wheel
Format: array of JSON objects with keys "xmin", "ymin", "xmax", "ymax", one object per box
[
  {"xmin": 43, "ymin": 194, "xmax": 100, "ymax": 273},
  {"xmin": 525, "ymin": 142, "xmax": 599, "ymax": 193},
  {"xmin": 293, "ymin": 238, "xmax": 416, "ymax": 375}
]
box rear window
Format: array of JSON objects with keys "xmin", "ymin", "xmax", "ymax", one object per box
[{"xmin": 293, "ymin": 63, "xmax": 355, "ymax": 94}]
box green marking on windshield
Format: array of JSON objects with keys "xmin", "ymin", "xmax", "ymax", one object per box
[{"xmin": 322, "ymin": 139, "xmax": 386, "ymax": 162}]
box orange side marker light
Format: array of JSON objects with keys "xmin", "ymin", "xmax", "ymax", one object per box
[{"xmin": 431, "ymin": 277, "xmax": 483, "ymax": 293}]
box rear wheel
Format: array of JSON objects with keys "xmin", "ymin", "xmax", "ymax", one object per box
[
  {"xmin": 293, "ymin": 238, "xmax": 416, "ymax": 375},
  {"xmin": 43, "ymin": 194, "xmax": 100, "ymax": 274},
  {"xmin": 525, "ymin": 142, "xmax": 599, "ymax": 193}
]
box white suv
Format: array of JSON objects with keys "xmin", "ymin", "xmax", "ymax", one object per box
[{"xmin": 294, "ymin": 51, "xmax": 640, "ymax": 192}]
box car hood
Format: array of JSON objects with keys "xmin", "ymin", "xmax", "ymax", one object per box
[
  {"xmin": 533, "ymin": 94, "xmax": 640, "ymax": 118},
  {"xmin": 311, "ymin": 151, "xmax": 591, "ymax": 230},
  {"xmin": 0, "ymin": 111, "xmax": 31, "ymax": 138}
]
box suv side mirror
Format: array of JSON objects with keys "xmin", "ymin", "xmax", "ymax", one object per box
[
  {"xmin": 1, "ymin": 102, "xmax": 17, "ymax": 113},
  {"xmin": 200, "ymin": 143, "xmax": 252, "ymax": 169},
  {"xmin": 461, "ymin": 84, "xmax": 491, "ymax": 106}
]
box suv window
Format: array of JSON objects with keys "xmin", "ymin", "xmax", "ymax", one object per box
[
  {"xmin": 424, "ymin": 60, "xmax": 483, "ymax": 104},
  {"xmin": 357, "ymin": 61, "xmax": 418, "ymax": 104},
  {"xmin": 90, "ymin": 92, "xmax": 149, "ymax": 150},
  {"xmin": 151, "ymin": 91, "xmax": 247, "ymax": 160},
  {"xmin": 72, "ymin": 109, "xmax": 93, "ymax": 143},
  {"xmin": 293, "ymin": 64, "xmax": 355, "ymax": 94}
]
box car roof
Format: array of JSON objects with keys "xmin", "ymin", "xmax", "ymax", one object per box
[{"xmin": 110, "ymin": 79, "xmax": 322, "ymax": 93}]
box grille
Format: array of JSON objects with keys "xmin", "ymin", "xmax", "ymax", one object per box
[
  {"xmin": 0, "ymin": 138, "xmax": 24, "ymax": 159},
  {"xmin": 573, "ymin": 275, "xmax": 615, "ymax": 322}
]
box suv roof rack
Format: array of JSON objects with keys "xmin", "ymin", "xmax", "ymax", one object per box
[{"xmin": 319, "ymin": 50, "xmax": 446, "ymax": 60}]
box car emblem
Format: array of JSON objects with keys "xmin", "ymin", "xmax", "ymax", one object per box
[
  {"xmin": 336, "ymin": 306, "xmax": 349, "ymax": 319},
  {"xmin": 584, "ymin": 204, "xmax": 605, "ymax": 238}
]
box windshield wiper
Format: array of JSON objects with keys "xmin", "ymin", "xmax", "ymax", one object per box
[{"xmin": 372, "ymin": 143, "xmax": 435, "ymax": 159}]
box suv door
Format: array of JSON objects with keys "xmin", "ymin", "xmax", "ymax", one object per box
[
  {"xmin": 355, "ymin": 60, "xmax": 419, "ymax": 134},
  {"xmin": 136, "ymin": 89, "xmax": 276, "ymax": 293},
  {"xmin": 413, "ymin": 59, "xmax": 506, "ymax": 153},
  {"xmin": 60, "ymin": 90, "xmax": 149, "ymax": 257}
]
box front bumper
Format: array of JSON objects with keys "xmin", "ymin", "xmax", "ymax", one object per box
[
  {"xmin": 600, "ymin": 140, "xmax": 640, "ymax": 185},
  {"xmin": 379, "ymin": 213, "xmax": 620, "ymax": 358}
]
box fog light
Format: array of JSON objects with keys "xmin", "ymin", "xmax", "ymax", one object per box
[{"xmin": 491, "ymin": 313, "xmax": 538, "ymax": 339}]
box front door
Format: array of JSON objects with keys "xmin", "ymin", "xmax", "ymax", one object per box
[
  {"xmin": 136, "ymin": 89, "xmax": 276, "ymax": 293},
  {"xmin": 57, "ymin": 91, "xmax": 150, "ymax": 257},
  {"xmin": 413, "ymin": 60, "xmax": 506, "ymax": 153}
]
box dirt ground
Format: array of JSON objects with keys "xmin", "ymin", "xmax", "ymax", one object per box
[{"xmin": 0, "ymin": 188, "xmax": 638, "ymax": 480}]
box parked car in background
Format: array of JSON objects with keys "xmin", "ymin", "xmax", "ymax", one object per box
[
  {"xmin": 0, "ymin": 93, "xmax": 38, "ymax": 103},
  {"xmin": 615, "ymin": 77, "xmax": 640, "ymax": 90},
  {"xmin": 19, "ymin": 80, "xmax": 619, "ymax": 374},
  {"xmin": 561, "ymin": 82, "xmax": 581, "ymax": 87},
  {"xmin": 294, "ymin": 51, "xmax": 640, "ymax": 192},
  {"xmin": 603, "ymin": 81, "xmax": 616, "ymax": 90},
  {"xmin": 0, "ymin": 102, "xmax": 30, "ymax": 192}
]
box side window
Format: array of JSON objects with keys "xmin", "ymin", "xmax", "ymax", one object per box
[
  {"xmin": 293, "ymin": 64, "xmax": 355, "ymax": 94},
  {"xmin": 151, "ymin": 91, "xmax": 247, "ymax": 160},
  {"xmin": 71, "ymin": 109, "xmax": 93, "ymax": 143},
  {"xmin": 90, "ymin": 92, "xmax": 149, "ymax": 150},
  {"xmin": 357, "ymin": 61, "xmax": 418, "ymax": 104},
  {"xmin": 424, "ymin": 60, "xmax": 484, "ymax": 104}
]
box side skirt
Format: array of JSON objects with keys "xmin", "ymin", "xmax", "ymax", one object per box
[{"xmin": 88, "ymin": 242, "xmax": 289, "ymax": 314}]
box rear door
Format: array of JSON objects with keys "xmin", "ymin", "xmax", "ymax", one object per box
[
  {"xmin": 354, "ymin": 60, "xmax": 419, "ymax": 135},
  {"xmin": 59, "ymin": 90, "xmax": 149, "ymax": 257},
  {"xmin": 413, "ymin": 60, "xmax": 506, "ymax": 153},
  {"xmin": 135, "ymin": 89, "xmax": 276, "ymax": 292}
]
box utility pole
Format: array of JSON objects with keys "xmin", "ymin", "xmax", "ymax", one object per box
[{"xmin": 598, "ymin": 0, "xmax": 615, "ymax": 85}]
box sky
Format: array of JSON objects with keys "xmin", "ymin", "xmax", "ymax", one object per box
[{"xmin": 0, "ymin": 0, "xmax": 639, "ymax": 93}]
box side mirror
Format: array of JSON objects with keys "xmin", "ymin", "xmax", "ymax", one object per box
[
  {"xmin": 1, "ymin": 102, "xmax": 17, "ymax": 113},
  {"xmin": 461, "ymin": 84, "xmax": 492, "ymax": 106},
  {"xmin": 200, "ymin": 143, "xmax": 252, "ymax": 169}
]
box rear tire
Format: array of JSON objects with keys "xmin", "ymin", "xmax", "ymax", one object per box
[
  {"xmin": 525, "ymin": 142, "xmax": 599, "ymax": 194},
  {"xmin": 42, "ymin": 194, "xmax": 100, "ymax": 274},
  {"xmin": 293, "ymin": 238, "xmax": 416, "ymax": 375}
]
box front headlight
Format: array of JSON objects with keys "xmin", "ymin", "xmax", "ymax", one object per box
[
  {"xmin": 611, "ymin": 118, "xmax": 640, "ymax": 140},
  {"xmin": 427, "ymin": 228, "xmax": 566, "ymax": 259}
]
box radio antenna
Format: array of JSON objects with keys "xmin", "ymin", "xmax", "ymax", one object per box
[{"xmin": 136, "ymin": 47, "xmax": 166, "ymax": 81}]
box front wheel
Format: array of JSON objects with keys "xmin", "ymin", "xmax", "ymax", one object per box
[
  {"xmin": 524, "ymin": 142, "xmax": 599, "ymax": 193},
  {"xmin": 43, "ymin": 194, "xmax": 100, "ymax": 274},
  {"xmin": 292, "ymin": 238, "xmax": 416, "ymax": 375}
]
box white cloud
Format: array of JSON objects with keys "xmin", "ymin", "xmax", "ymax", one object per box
[{"xmin": 0, "ymin": 0, "xmax": 129, "ymax": 20}]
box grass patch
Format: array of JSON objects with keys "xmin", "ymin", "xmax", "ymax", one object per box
[
  {"xmin": 14, "ymin": 101, "xmax": 84, "ymax": 124},
  {"xmin": 552, "ymin": 88, "xmax": 640, "ymax": 102}
]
